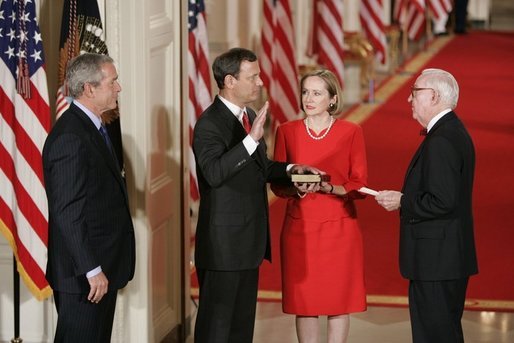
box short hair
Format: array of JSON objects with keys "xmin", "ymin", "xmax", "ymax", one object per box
[
  {"xmin": 66, "ymin": 53, "xmax": 114, "ymax": 98},
  {"xmin": 212, "ymin": 48, "xmax": 258, "ymax": 89},
  {"xmin": 420, "ymin": 68, "xmax": 459, "ymax": 109},
  {"xmin": 299, "ymin": 69, "xmax": 344, "ymax": 115}
]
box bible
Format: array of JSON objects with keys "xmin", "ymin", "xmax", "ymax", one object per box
[{"xmin": 291, "ymin": 174, "xmax": 331, "ymax": 183}]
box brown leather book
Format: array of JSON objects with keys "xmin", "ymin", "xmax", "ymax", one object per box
[{"xmin": 291, "ymin": 174, "xmax": 331, "ymax": 183}]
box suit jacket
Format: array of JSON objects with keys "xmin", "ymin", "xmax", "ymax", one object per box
[
  {"xmin": 43, "ymin": 103, "xmax": 135, "ymax": 293},
  {"xmin": 399, "ymin": 111, "xmax": 478, "ymax": 281},
  {"xmin": 193, "ymin": 96, "xmax": 289, "ymax": 271}
]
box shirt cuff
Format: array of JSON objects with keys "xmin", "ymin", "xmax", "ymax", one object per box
[
  {"xmin": 86, "ymin": 266, "xmax": 102, "ymax": 278},
  {"xmin": 243, "ymin": 135, "xmax": 258, "ymax": 155}
]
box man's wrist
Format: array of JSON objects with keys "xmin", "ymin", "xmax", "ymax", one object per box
[{"xmin": 86, "ymin": 266, "xmax": 102, "ymax": 278}]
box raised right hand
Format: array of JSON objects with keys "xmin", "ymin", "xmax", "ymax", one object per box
[{"xmin": 249, "ymin": 101, "xmax": 269, "ymax": 142}]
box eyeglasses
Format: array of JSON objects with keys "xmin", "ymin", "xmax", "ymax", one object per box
[{"xmin": 410, "ymin": 87, "xmax": 434, "ymax": 98}]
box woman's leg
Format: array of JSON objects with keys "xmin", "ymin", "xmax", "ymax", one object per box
[
  {"xmin": 296, "ymin": 315, "xmax": 320, "ymax": 343},
  {"xmin": 327, "ymin": 314, "xmax": 349, "ymax": 343}
]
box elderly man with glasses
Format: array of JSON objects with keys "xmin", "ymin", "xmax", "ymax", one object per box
[{"xmin": 375, "ymin": 68, "xmax": 478, "ymax": 343}]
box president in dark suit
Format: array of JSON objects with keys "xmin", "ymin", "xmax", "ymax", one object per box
[
  {"xmin": 376, "ymin": 68, "xmax": 478, "ymax": 343},
  {"xmin": 43, "ymin": 53, "xmax": 135, "ymax": 342},
  {"xmin": 192, "ymin": 48, "xmax": 321, "ymax": 342}
]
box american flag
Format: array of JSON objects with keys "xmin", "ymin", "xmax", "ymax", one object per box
[
  {"xmin": 360, "ymin": 0, "xmax": 387, "ymax": 64},
  {"xmin": 307, "ymin": 0, "xmax": 345, "ymax": 87},
  {"xmin": 260, "ymin": 0, "xmax": 300, "ymax": 126},
  {"xmin": 428, "ymin": 0, "xmax": 452, "ymax": 30},
  {"xmin": 56, "ymin": 0, "xmax": 125, "ymax": 172},
  {"xmin": 188, "ymin": 0, "xmax": 211, "ymax": 201},
  {"xmin": 0, "ymin": 0, "xmax": 52, "ymax": 300},
  {"xmin": 395, "ymin": 0, "xmax": 426, "ymax": 41},
  {"xmin": 56, "ymin": 0, "xmax": 109, "ymax": 118}
]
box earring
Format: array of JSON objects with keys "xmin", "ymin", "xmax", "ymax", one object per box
[{"xmin": 328, "ymin": 103, "xmax": 335, "ymax": 110}]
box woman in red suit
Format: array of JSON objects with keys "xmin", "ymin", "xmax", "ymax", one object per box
[{"xmin": 272, "ymin": 69, "xmax": 368, "ymax": 342}]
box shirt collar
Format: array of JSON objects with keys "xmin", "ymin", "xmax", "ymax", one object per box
[
  {"xmin": 427, "ymin": 108, "xmax": 451, "ymax": 133},
  {"xmin": 218, "ymin": 95, "xmax": 246, "ymax": 121},
  {"xmin": 73, "ymin": 100, "xmax": 102, "ymax": 130}
]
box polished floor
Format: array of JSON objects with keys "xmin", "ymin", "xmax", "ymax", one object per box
[{"xmin": 187, "ymin": 301, "xmax": 514, "ymax": 342}]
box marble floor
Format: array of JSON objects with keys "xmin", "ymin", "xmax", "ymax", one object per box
[{"xmin": 187, "ymin": 300, "xmax": 514, "ymax": 342}]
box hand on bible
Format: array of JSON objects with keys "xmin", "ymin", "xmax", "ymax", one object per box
[{"xmin": 290, "ymin": 164, "xmax": 325, "ymax": 193}]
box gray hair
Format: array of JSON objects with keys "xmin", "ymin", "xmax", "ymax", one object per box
[
  {"xmin": 420, "ymin": 68, "xmax": 459, "ymax": 109},
  {"xmin": 66, "ymin": 53, "xmax": 114, "ymax": 98}
]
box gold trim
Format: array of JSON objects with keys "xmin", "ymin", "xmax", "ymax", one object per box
[
  {"xmin": 345, "ymin": 36, "xmax": 455, "ymax": 125},
  {"xmin": 366, "ymin": 295, "xmax": 514, "ymax": 311},
  {"xmin": 0, "ymin": 220, "xmax": 53, "ymax": 301}
]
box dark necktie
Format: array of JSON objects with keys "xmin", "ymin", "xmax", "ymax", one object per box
[
  {"xmin": 420, "ymin": 128, "xmax": 428, "ymax": 136},
  {"xmin": 242, "ymin": 111, "xmax": 251, "ymax": 134},
  {"xmin": 99, "ymin": 125, "xmax": 115, "ymax": 156}
]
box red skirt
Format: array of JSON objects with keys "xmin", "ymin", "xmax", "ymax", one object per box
[{"xmin": 280, "ymin": 215, "xmax": 367, "ymax": 315}]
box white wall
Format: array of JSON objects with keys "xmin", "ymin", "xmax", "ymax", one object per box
[{"xmin": 0, "ymin": 0, "xmax": 188, "ymax": 342}]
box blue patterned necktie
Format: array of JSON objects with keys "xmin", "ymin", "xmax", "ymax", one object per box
[{"xmin": 99, "ymin": 125, "xmax": 114, "ymax": 156}]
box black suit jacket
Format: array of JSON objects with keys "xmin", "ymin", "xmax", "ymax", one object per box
[
  {"xmin": 399, "ymin": 111, "xmax": 478, "ymax": 280},
  {"xmin": 193, "ymin": 96, "xmax": 289, "ymax": 271},
  {"xmin": 43, "ymin": 103, "xmax": 135, "ymax": 293}
]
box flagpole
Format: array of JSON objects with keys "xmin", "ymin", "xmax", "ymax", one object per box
[{"xmin": 12, "ymin": 256, "xmax": 23, "ymax": 343}]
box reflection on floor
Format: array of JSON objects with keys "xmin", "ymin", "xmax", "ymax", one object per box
[{"xmin": 187, "ymin": 301, "xmax": 514, "ymax": 342}]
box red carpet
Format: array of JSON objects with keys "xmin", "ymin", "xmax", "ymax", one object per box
[{"xmin": 258, "ymin": 31, "xmax": 514, "ymax": 311}]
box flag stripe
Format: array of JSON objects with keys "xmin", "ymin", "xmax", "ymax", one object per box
[
  {"xmin": 0, "ymin": 142, "xmax": 48, "ymax": 244},
  {"xmin": 188, "ymin": 0, "xmax": 212, "ymax": 201},
  {"xmin": 395, "ymin": 0, "xmax": 426, "ymax": 40},
  {"xmin": 261, "ymin": 0, "xmax": 301, "ymax": 126},
  {"xmin": 428, "ymin": 0, "xmax": 452, "ymax": 30},
  {"xmin": 360, "ymin": 0, "xmax": 387, "ymax": 64},
  {"xmin": 0, "ymin": 196, "xmax": 48, "ymax": 290},
  {"xmin": 0, "ymin": 191, "xmax": 47, "ymax": 274},
  {"xmin": 0, "ymin": 82, "xmax": 47, "ymax": 185},
  {"xmin": 0, "ymin": 0, "xmax": 51, "ymax": 300},
  {"xmin": 308, "ymin": 0, "xmax": 345, "ymax": 86}
]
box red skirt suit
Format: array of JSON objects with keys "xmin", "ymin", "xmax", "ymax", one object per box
[{"xmin": 272, "ymin": 118, "xmax": 368, "ymax": 315}]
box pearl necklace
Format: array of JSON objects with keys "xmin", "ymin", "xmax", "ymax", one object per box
[{"xmin": 304, "ymin": 116, "xmax": 334, "ymax": 140}]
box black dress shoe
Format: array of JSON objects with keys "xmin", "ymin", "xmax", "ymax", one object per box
[
  {"xmin": 434, "ymin": 31, "xmax": 449, "ymax": 37},
  {"xmin": 454, "ymin": 29, "xmax": 467, "ymax": 34}
]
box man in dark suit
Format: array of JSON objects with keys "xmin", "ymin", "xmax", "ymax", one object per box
[
  {"xmin": 376, "ymin": 68, "xmax": 478, "ymax": 343},
  {"xmin": 43, "ymin": 53, "xmax": 135, "ymax": 342},
  {"xmin": 454, "ymin": 0, "xmax": 469, "ymax": 34},
  {"xmin": 192, "ymin": 47, "xmax": 321, "ymax": 342}
]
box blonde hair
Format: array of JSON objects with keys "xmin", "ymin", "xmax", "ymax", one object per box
[{"xmin": 299, "ymin": 69, "xmax": 344, "ymax": 115}]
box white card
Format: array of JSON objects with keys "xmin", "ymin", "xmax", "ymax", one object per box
[{"xmin": 358, "ymin": 187, "xmax": 379, "ymax": 196}]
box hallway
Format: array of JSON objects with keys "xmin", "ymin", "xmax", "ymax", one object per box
[{"xmin": 187, "ymin": 1, "xmax": 514, "ymax": 342}]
